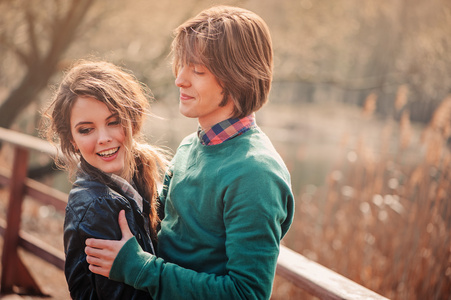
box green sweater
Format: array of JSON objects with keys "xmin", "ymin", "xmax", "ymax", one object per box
[{"xmin": 110, "ymin": 127, "xmax": 294, "ymax": 299}]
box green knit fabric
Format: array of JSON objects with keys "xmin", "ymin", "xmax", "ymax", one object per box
[{"xmin": 110, "ymin": 127, "xmax": 294, "ymax": 299}]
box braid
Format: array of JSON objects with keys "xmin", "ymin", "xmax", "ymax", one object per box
[{"xmin": 133, "ymin": 142, "xmax": 169, "ymax": 240}]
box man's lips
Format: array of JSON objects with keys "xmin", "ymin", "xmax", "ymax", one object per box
[{"xmin": 180, "ymin": 93, "xmax": 193, "ymax": 101}]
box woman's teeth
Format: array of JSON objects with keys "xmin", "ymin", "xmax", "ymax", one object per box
[{"xmin": 97, "ymin": 147, "xmax": 119, "ymax": 157}]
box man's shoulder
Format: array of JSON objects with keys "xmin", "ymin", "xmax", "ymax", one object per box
[{"xmin": 178, "ymin": 132, "xmax": 198, "ymax": 147}]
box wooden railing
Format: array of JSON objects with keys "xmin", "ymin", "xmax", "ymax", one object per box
[
  {"xmin": 0, "ymin": 127, "xmax": 389, "ymax": 299},
  {"xmin": 0, "ymin": 127, "xmax": 67, "ymax": 296}
]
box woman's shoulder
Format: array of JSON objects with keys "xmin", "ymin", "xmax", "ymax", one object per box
[
  {"xmin": 65, "ymin": 182, "xmax": 130, "ymax": 233},
  {"xmin": 67, "ymin": 175, "xmax": 126, "ymax": 213},
  {"xmin": 70, "ymin": 175, "xmax": 110, "ymax": 199}
]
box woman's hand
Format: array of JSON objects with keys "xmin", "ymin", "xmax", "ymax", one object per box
[{"xmin": 85, "ymin": 210, "xmax": 133, "ymax": 277}]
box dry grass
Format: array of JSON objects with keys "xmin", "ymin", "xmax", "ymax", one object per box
[{"xmin": 273, "ymin": 88, "xmax": 451, "ymax": 299}]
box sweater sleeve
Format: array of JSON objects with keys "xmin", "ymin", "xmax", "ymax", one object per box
[
  {"xmin": 110, "ymin": 237, "xmax": 246, "ymax": 299},
  {"xmin": 109, "ymin": 164, "xmax": 295, "ymax": 300}
]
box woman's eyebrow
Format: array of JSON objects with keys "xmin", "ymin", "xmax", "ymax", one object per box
[
  {"xmin": 73, "ymin": 121, "xmax": 93, "ymax": 128},
  {"xmin": 106, "ymin": 113, "xmax": 119, "ymax": 120},
  {"xmin": 73, "ymin": 113, "xmax": 119, "ymax": 128}
]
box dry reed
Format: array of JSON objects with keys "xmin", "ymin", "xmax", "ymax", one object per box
[{"xmin": 273, "ymin": 88, "xmax": 451, "ymax": 300}]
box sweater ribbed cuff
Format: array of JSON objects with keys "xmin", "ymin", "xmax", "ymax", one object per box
[{"xmin": 110, "ymin": 236, "xmax": 149, "ymax": 290}]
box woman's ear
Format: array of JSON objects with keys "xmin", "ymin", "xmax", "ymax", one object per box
[{"xmin": 71, "ymin": 141, "xmax": 78, "ymax": 151}]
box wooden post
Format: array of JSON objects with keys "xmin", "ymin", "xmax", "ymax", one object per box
[{"xmin": 1, "ymin": 147, "xmax": 46, "ymax": 296}]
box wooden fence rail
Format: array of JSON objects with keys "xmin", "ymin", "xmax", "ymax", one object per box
[{"xmin": 0, "ymin": 127, "xmax": 389, "ymax": 299}]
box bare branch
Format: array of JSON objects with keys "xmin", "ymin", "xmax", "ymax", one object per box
[
  {"xmin": 0, "ymin": 35, "xmax": 31, "ymax": 68},
  {"xmin": 47, "ymin": 0, "xmax": 94, "ymax": 64},
  {"xmin": 0, "ymin": 0, "xmax": 96, "ymax": 130},
  {"xmin": 25, "ymin": 6, "xmax": 40, "ymax": 65}
]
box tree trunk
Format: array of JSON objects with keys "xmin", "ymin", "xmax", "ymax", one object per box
[{"xmin": 0, "ymin": 0, "xmax": 94, "ymax": 130}]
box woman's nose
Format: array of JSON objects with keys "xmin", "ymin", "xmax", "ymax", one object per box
[{"xmin": 98, "ymin": 129, "xmax": 112, "ymax": 144}]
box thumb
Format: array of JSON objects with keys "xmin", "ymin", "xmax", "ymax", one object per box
[{"xmin": 118, "ymin": 210, "xmax": 133, "ymax": 241}]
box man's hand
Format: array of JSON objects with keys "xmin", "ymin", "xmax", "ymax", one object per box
[{"xmin": 85, "ymin": 210, "xmax": 133, "ymax": 277}]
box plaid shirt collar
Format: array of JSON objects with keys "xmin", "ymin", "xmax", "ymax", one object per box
[
  {"xmin": 109, "ymin": 173, "xmax": 143, "ymax": 212},
  {"xmin": 197, "ymin": 114, "xmax": 256, "ymax": 146}
]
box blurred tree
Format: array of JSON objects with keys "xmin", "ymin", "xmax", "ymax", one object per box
[
  {"xmin": 0, "ymin": 0, "xmax": 95, "ymax": 129},
  {"xmin": 261, "ymin": 0, "xmax": 451, "ymax": 122}
]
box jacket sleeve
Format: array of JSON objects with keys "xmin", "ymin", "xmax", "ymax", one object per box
[
  {"xmin": 64, "ymin": 190, "xmax": 152, "ymax": 300},
  {"xmin": 110, "ymin": 167, "xmax": 295, "ymax": 300}
]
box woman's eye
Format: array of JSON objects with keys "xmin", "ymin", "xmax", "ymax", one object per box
[
  {"xmin": 108, "ymin": 120, "xmax": 121, "ymax": 126},
  {"xmin": 78, "ymin": 127, "xmax": 92, "ymax": 134}
]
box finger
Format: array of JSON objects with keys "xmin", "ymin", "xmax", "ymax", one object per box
[
  {"xmin": 88, "ymin": 264, "xmax": 110, "ymax": 278},
  {"xmin": 85, "ymin": 245, "xmax": 117, "ymax": 261},
  {"xmin": 118, "ymin": 210, "xmax": 133, "ymax": 241},
  {"xmin": 85, "ymin": 245, "xmax": 100, "ymax": 256},
  {"xmin": 86, "ymin": 238, "xmax": 106, "ymax": 249},
  {"xmin": 86, "ymin": 255, "xmax": 101, "ymax": 266},
  {"xmin": 85, "ymin": 247, "xmax": 104, "ymax": 262},
  {"xmin": 86, "ymin": 255, "xmax": 113, "ymax": 268},
  {"xmin": 86, "ymin": 238, "xmax": 116, "ymax": 250}
]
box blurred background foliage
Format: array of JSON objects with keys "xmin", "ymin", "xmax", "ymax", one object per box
[
  {"xmin": 1, "ymin": 0, "xmax": 451, "ymax": 129},
  {"xmin": 0, "ymin": 0, "xmax": 450, "ymax": 299}
]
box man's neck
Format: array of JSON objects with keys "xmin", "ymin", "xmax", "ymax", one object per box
[{"xmin": 197, "ymin": 101, "xmax": 235, "ymax": 130}]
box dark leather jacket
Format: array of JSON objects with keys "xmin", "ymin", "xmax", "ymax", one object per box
[{"xmin": 64, "ymin": 170, "xmax": 154, "ymax": 300}]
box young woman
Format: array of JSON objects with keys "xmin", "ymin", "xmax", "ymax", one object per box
[{"xmin": 43, "ymin": 60, "xmax": 167, "ymax": 299}]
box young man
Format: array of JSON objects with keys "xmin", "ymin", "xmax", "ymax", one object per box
[{"xmin": 85, "ymin": 5, "xmax": 294, "ymax": 299}]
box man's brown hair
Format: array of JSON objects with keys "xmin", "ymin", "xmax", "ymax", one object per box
[{"xmin": 171, "ymin": 5, "xmax": 273, "ymax": 118}]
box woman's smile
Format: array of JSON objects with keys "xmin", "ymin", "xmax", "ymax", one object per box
[{"xmin": 97, "ymin": 147, "xmax": 120, "ymax": 158}]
